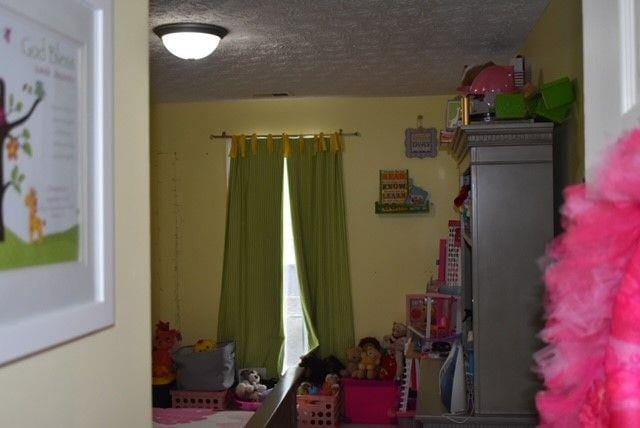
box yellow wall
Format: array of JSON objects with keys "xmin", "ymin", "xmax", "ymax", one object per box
[
  {"xmin": 0, "ymin": 1, "xmax": 151, "ymax": 427},
  {"xmin": 151, "ymin": 96, "xmax": 459, "ymax": 345},
  {"xmin": 520, "ymin": 0, "xmax": 584, "ymax": 185}
]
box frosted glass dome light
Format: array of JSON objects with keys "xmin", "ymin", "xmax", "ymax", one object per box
[{"xmin": 153, "ymin": 23, "xmax": 228, "ymax": 60}]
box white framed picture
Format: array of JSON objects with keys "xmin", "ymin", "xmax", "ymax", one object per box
[{"xmin": 0, "ymin": 0, "xmax": 114, "ymax": 365}]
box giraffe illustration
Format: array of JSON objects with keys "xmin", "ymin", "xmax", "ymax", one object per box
[{"xmin": 24, "ymin": 188, "xmax": 45, "ymax": 243}]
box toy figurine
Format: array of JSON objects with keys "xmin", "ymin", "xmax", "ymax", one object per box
[
  {"xmin": 355, "ymin": 337, "xmax": 382, "ymax": 380},
  {"xmin": 297, "ymin": 382, "xmax": 312, "ymax": 396},
  {"xmin": 382, "ymin": 322, "xmax": 408, "ymax": 380},
  {"xmin": 321, "ymin": 374, "xmax": 340, "ymax": 395},
  {"xmin": 152, "ymin": 321, "xmax": 182, "ymax": 385}
]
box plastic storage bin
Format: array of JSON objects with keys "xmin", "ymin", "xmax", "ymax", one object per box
[
  {"xmin": 170, "ymin": 389, "xmax": 229, "ymax": 410},
  {"xmin": 541, "ymin": 77, "xmax": 575, "ymax": 109},
  {"xmin": 297, "ymin": 393, "xmax": 340, "ymax": 427},
  {"xmin": 535, "ymin": 97, "xmax": 572, "ymax": 124},
  {"xmin": 342, "ymin": 378, "xmax": 399, "ymax": 425},
  {"xmin": 495, "ymin": 93, "xmax": 526, "ymax": 119}
]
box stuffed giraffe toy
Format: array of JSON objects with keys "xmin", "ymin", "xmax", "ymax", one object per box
[{"xmin": 24, "ymin": 188, "xmax": 45, "ymax": 243}]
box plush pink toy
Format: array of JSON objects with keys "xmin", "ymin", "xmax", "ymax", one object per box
[{"xmin": 536, "ymin": 129, "xmax": 640, "ymax": 427}]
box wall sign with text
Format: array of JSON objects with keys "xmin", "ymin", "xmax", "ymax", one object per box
[{"xmin": 404, "ymin": 127, "xmax": 438, "ymax": 158}]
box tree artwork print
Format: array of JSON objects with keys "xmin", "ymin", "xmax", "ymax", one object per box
[{"xmin": 0, "ymin": 11, "xmax": 80, "ymax": 270}]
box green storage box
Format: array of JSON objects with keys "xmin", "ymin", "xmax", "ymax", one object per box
[
  {"xmin": 535, "ymin": 97, "xmax": 572, "ymax": 124},
  {"xmin": 541, "ymin": 77, "xmax": 575, "ymax": 109},
  {"xmin": 495, "ymin": 93, "xmax": 526, "ymax": 119}
]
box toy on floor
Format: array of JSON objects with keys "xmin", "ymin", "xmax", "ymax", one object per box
[
  {"xmin": 193, "ymin": 339, "xmax": 216, "ymax": 353},
  {"xmin": 321, "ymin": 374, "xmax": 340, "ymax": 396},
  {"xmin": 340, "ymin": 346, "xmax": 362, "ymax": 378},
  {"xmin": 536, "ymin": 129, "xmax": 640, "ymax": 427},
  {"xmin": 235, "ymin": 369, "xmax": 268, "ymax": 402},
  {"xmin": 355, "ymin": 337, "xmax": 382, "ymax": 379},
  {"xmin": 382, "ymin": 322, "xmax": 408, "ymax": 380},
  {"xmin": 152, "ymin": 321, "xmax": 182, "ymax": 385}
]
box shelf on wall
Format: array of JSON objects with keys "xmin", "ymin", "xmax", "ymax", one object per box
[{"xmin": 374, "ymin": 201, "xmax": 429, "ymax": 214}]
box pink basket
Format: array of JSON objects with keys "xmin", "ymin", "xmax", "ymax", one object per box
[
  {"xmin": 297, "ymin": 393, "xmax": 340, "ymax": 427},
  {"xmin": 170, "ymin": 389, "xmax": 229, "ymax": 410},
  {"xmin": 342, "ymin": 378, "xmax": 399, "ymax": 425}
]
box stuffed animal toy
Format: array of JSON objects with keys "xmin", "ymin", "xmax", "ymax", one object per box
[
  {"xmin": 340, "ymin": 346, "xmax": 362, "ymax": 378},
  {"xmin": 297, "ymin": 382, "xmax": 312, "ymax": 396},
  {"xmin": 152, "ymin": 321, "xmax": 181, "ymax": 385},
  {"xmin": 356, "ymin": 337, "xmax": 382, "ymax": 380},
  {"xmin": 299, "ymin": 354, "xmax": 325, "ymax": 385},
  {"xmin": 379, "ymin": 350, "xmax": 398, "ymax": 381},
  {"xmin": 322, "ymin": 355, "xmax": 345, "ymax": 377},
  {"xmin": 382, "ymin": 322, "xmax": 408, "ymax": 380},
  {"xmin": 235, "ymin": 369, "xmax": 268, "ymax": 402},
  {"xmin": 193, "ymin": 339, "xmax": 216, "ymax": 353},
  {"xmin": 321, "ymin": 374, "xmax": 340, "ymax": 396}
]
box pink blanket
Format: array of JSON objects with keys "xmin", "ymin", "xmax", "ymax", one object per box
[{"xmin": 153, "ymin": 408, "xmax": 254, "ymax": 427}]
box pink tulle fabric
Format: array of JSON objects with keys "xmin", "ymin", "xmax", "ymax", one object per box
[{"xmin": 536, "ymin": 129, "xmax": 640, "ymax": 427}]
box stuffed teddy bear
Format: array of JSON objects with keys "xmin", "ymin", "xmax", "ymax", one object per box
[
  {"xmin": 355, "ymin": 337, "xmax": 382, "ymax": 380},
  {"xmin": 321, "ymin": 374, "xmax": 340, "ymax": 396},
  {"xmin": 382, "ymin": 322, "xmax": 408, "ymax": 380},
  {"xmin": 235, "ymin": 369, "xmax": 268, "ymax": 402},
  {"xmin": 152, "ymin": 321, "xmax": 181, "ymax": 385},
  {"xmin": 193, "ymin": 339, "xmax": 216, "ymax": 353},
  {"xmin": 340, "ymin": 346, "xmax": 362, "ymax": 378}
]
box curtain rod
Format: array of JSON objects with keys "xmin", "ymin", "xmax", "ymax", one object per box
[{"xmin": 209, "ymin": 130, "xmax": 361, "ymax": 140}]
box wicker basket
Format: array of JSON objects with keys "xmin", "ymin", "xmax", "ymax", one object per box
[
  {"xmin": 170, "ymin": 389, "xmax": 229, "ymax": 410},
  {"xmin": 297, "ymin": 393, "xmax": 340, "ymax": 427}
]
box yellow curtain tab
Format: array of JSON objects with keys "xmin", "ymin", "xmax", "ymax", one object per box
[
  {"xmin": 318, "ymin": 132, "xmax": 326, "ymax": 152},
  {"xmin": 283, "ymin": 133, "xmax": 292, "ymax": 158},
  {"xmin": 230, "ymin": 135, "xmax": 239, "ymax": 158},
  {"xmin": 267, "ymin": 134, "xmax": 275, "ymax": 153},
  {"xmin": 299, "ymin": 136, "xmax": 306, "ymax": 153},
  {"xmin": 239, "ymin": 134, "xmax": 246, "ymax": 158},
  {"xmin": 330, "ymin": 132, "xmax": 340, "ymax": 153},
  {"xmin": 251, "ymin": 133, "xmax": 259, "ymax": 155}
]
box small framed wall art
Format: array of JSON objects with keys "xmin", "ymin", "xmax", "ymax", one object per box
[
  {"xmin": 0, "ymin": 0, "xmax": 114, "ymax": 365},
  {"xmin": 375, "ymin": 169, "xmax": 429, "ymax": 214},
  {"xmin": 405, "ymin": 116, "xmax": 438, "ymax": 158}
]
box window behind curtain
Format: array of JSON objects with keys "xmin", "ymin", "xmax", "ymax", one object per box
[{"xmin": 282, "ymin": 162, "xmax": 308, "ymax": 373}]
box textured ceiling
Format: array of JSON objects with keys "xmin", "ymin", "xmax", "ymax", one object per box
[{"xmin": 149, "ymin": 0, "xmax": 550, "ymax": 102}]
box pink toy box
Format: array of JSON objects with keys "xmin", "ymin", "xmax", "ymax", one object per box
[{"xmin": 342, "ymin": 378, "xmax": 399, "ymax": 425}]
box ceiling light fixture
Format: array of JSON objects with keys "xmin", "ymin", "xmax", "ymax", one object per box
[{"xmin": 153, "ymin": 23, "xmax": 228, "ymax": 60}]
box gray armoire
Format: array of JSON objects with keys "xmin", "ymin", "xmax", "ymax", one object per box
[{"xmin": 453, "ymin": 122, "xmax": 554, "ymax": 420}]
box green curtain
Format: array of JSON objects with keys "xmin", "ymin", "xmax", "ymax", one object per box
[
  {"xmin": 286, "ymin": 145, "xmax": 355, "ymax": 360},
  {"xmin": 217, "ymin": 140, "xmax": 284, "ymax": 377}
]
